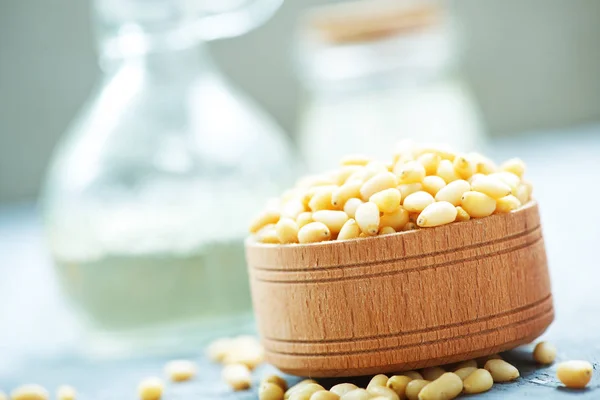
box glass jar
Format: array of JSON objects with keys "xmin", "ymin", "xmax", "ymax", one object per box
[
  {"xmin": 42, "ymin": 0, "xmax": 296, "ymax": 355},
  {"xmin": 296, "ymin": 0, "xmax": 484, "ymax": 172}
]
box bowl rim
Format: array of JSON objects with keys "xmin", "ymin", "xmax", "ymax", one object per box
[{"xmin": 245, "ymin": 200, "xmax": 538, "ymax": 250}]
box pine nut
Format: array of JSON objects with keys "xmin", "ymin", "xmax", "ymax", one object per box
[
  {"xmin": 260, "ymin": 383, "xmax": 285, "ymax": 400},
  {"xmin": 262, "ymin": 375, "xmax": 288, "ymax": 391},
  {"xmin": 463, "ymin": 369, "xmax": 493, "ymax": 394},
  {"xmin": 309, "ymin": 187, "xmax": 337, "ymax": 212},
  {"xmin": 495, "ymin": 195, "xmax": 521, "ymax": 213},
  {"xmin": 56, "ymin": 386, "xmax": 76, "ymax": 400},
  {"xmin": 533, "ymin": 341, "xmax": 556, "ymax": 364},
  {"xmin": 434, "ymin": 180, "xmax": 470, "ymax": 206},
  {"xmin": 346, "ymin": 169, "xmax": 370, "ymax": 184},
  {"xmin": 402, "ymin": 371, "xmax": 424, "ymax": 380},
  {"xmin": 281, "ymin": 199, "xmax": 306, "ymax": 219},
  {"xmin": 340, "ymin": 389, "xmax": 371, "ymax": 400},
  {"xmin": 312, "ymin": 210, "xmax": 349, "ymax": 234},
  {"xmin": 556, "ymin": 360, "xmax": 593, "ymax": 389},
  {"xmin": 370, "ymin": 188, "xmax": 402, "ymax": 213},
  {"xmin": 418, "ymin": 373, "xmax": 463, "ymax": 400},
  {"xmin": 417, "ymin": 201, "xmax": 457, "ymax": 227},
  {"xmin": 10, "ymin": 385, "xmax": 49, "ymax": 400},
  {"xmin": 417, "ymin": 153, "xmax": 441, "ymax": 175},
  {"xmin": 338, "ymin": 219, "xmax": 361, "ymax": 240},
  {"xmin": 343, "ymin": 198, "xmax": 363, "ymax": 218},
  {"xmin": 138, "ymin": 378, "xmax": 163, "ymax": 400},
  {"xmin": 330, "ymin": 384, "xmax": 358, "ymax": 397},
  {"xmin": 469, "ymin": 152, "xmax": 497, "ymax": 174},
  {"xmin": 250, "ymin": 210, "xmax": 280, "ymax": 233},
  {"xmin": 468, "ymin": 173, "xmax": 485, "ymax": 184},
  {"xmin": 387, "ymin": 375, "xmax": 412, "ymax": 399},
  {"xmin": 257, "ymin": 225, "xmax": 280, "ymax": 244},
  {"xmin": 367, "ymin": 374, "xmax": 390, "ymax": 389},
  {"xmin": 470, "ymin": 175, "xmax": 512, "ymax": 199},
  {"xmin": 341, "ymin": 154, "xmax": 371, "ymax": 166},
  {"xmin": 398, "ymin": 183, "xmax": 423, "ymax": 199},
  {"xmin": 165, "ymin": 360, "xmax": 197, "ymax": 382},
  {"xmin": 453, "ymin": 154, "xmax": 476, "ymax": 179},
  {"xmin": 298, "ymin": 222, "xmax": 332, "ymax": 243},
  {"xmin": 454, "ymin": 367, "xmax": 477, "ymax": 381},
  {"xmin": 301, "ymin": 186, "xmax": 328, "ymax": 208},
  {"xmin": 285, "ymin": 381, "xmax": 318, "ymax": 399},
  {"xmin": 436, "ymin": 160, "xmax": 459, "ymax": 183},
  {"xmin": 289, "ymin": 384, "xmax": 326, "ymax": 400},
  {"xmin": 422, "ymin": 176, "xmax": 446, "ymax": 196},
  {"xmin": 276, "ymin": 218, "xmax": 300, "ymax": 244},
  {"xmin": 403, "ymin": 191, "xmax": 435, "ymax": 213},
  {"xmin": 296, "ymin": 212, "xmax": 313, "ymax": 228},
  {"xmin": 333, "ymin": 166, "xmax": 363, "ymax": 185},
  {"xmin": 310, "ymin": 391, "xmax": 339, "ymax": 400},
  {"xmin": 223, "ymin": 340, "xmax": 264, "ymax": 370},
  {"xmin": 405, "ymin": 380, "xmax": 430, "ymax": 400},
  {"xmin": 366, "ymin": 386, "xmax": 399, "ymax": 400},
  {"xmin": 489, "ymin": 172, "xmax": 520, "ymax": 193},
  {"xmin": 380, "ymin": 206, "xmax": 410, "ymax": 231},
  {"xmin": 332, "ymin": 181, "xmax": 362, "ymax": 207},
  {"xmin": 476, "ymin": 354, "xmax": 502, "ymax": 367},
  {"xmin": 379, "ymin": 226, "xmax": 396, "ymax": 235},
  {"xmin": 484, "ymin": 359, "xmax": 519, "ymax": 382},
  {"xmin": 501, "ymin": 158, "xmax": 526, "ymax": 177},
  {"xmin": 207, "ymin": 337, "xmax": 233, "ymax": 362},
  {"xmin": 416, "ymin": 143, "xmax": 456, "ymax": 160},
  {"xmin": 454, "ymin": 206, "xmax": 470, "ymax": 221},
  {"xmin": 516, "ymin": 183, "xmax": 532, "ymax": 205},
  {"xmin": 222, "ymin": 363, "xmax": 252, "ymax": 391},
  {"xmin": 395, "ymin": 161, "xmax": 426, "ymax": 184},
  {"xmin": 355, "ymin": 202, "xmax": 380, "ymax": 235},
  {"xmin": 461, "ymin": 191, "xmax": 496, "ymax": 218},
  {"xmin": 421, "ymin": 367, "xmax": 446, "ymax": 381},
  {"xmin": 360, "ymin": 172, "xmax": 398, "ymax": 201}
]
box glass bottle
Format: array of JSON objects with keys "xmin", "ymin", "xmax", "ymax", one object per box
[
  {"xmin": 296, "ymin": 0, "xmax": 484, "ymax": 172},
  {"xmin": 42, "ymin": 0, "xmax": 295, "ymax": 355}
]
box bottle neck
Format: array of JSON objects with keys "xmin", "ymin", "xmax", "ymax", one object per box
[
  {"xmin": 94, "ymin": 10, "xmax": 218, "ymax": 83},
  {"xmin": 139, "ymin": 41, "xmax": 213, "ymax": 80}
]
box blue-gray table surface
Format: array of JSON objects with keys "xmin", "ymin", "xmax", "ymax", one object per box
[{"xmin": 2, "ymin": 125, "xmax": 600, "ymax": 398}]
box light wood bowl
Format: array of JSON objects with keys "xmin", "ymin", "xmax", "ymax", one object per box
[{"xmin": 245, "ymin": 201, "xmax": 553, "ymax": 377}]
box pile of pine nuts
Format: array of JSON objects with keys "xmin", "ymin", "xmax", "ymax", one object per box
[
  {"xmin": 3, "ymin": 339, "xmax": 593, "ymax": 400},
  {"xmin": 202, "ymin": 338, "xmax": 592, "ymax": 399},
  {"xmin": 262, "ymin": 355, "xmax": 512, "ymax": 400},
  {"xmin": 249, "ymin": 143, "xmax": 533, "ymax": 244}
]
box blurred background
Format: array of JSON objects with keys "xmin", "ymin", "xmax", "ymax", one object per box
[
  {"xmin": 2, "ymin": 0, "xmax": 600, "ymax": 202},
  {"xmin": 2, "ymin": 0, "xmax": 600, "ymax": 395}
]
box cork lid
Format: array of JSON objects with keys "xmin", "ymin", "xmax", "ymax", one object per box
[{"xmin": 304, "ymin": 0, "xmax": 443, "ymax": 43}]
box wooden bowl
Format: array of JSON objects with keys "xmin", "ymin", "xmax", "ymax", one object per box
[{"xmin": 245, "ymin": 201, "xmax": 553, "ymax": 377}]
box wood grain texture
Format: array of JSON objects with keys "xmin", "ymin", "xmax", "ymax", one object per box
[{"xmin": 246, "ymin": 202, "xmax": 553, "ymax": 377}]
